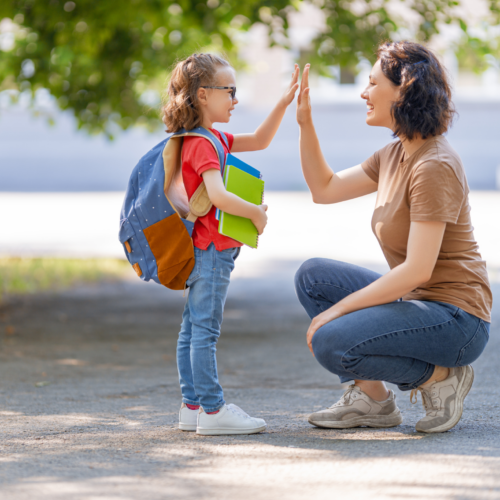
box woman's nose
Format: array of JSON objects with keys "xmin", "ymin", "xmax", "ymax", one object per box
[{"xmin": 360, "ymin": 88, "xmax": 368, "ymax": 100}]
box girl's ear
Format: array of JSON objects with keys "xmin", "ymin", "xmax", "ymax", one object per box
[{"xmin": 197, "ymin": 87, "xmax": 208, "ymax": 106}]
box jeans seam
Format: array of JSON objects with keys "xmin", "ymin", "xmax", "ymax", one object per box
[
  {"xmin": 456, "ymin": 319, "xmax": 482, "ymax": 365},
  {"xmin": 399, "ymin": 362, "xmax": 434, "ymax": 389},
  {"xmin": 210, "ymin": 247, "xmax": 217, "ymax": 386},
  {"xmin": 203, "ymin": 403, "xmax": 224, "ymax": 413},
  {"xmin": 308, "ymin": 283, "xmax": 354, "ymax": 313},
  {"xmin": 187, "ymin": 248, "xmax": 202, "ymax": 286},
  {"xmin": 183, "ymin": 397, "xmax": 200, "ymax": 405},
  {"xmin": 309, "ymin": 282, "xmax": 355, "ymax": 296},
  {"xmin": 339, "ymin": 316, "xmax": 456, "ymax": 379}
]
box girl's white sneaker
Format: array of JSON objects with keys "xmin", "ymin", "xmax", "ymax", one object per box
[
  {"xmin": 179, "ymin": 403, "xmax": 198, "ymax": 431},
  {"xmin": 196, "ymin": 404, "xmax": 266, "ymax": 435}
]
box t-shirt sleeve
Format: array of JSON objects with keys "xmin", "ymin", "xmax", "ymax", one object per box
[
  {"xmin": 186, "ymin": 137, "xmax": 222, "ymax": 176},
  {"xmin": 409, "ymin": 160, "xmax": 464, "ymax": 223},
  {"xmin": 361, "ymin": 150, "xmax": 380, "ymax": 183}
]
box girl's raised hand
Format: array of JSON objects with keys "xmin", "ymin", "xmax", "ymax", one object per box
[
  {"xmin": 280, "ymin": 64, "xmax": 300, "ymax": 107},
  {"xmin": 296, "ymin": 64, "xmax": 312, "ymax": 126}
]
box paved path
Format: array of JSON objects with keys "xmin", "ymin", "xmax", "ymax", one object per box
[
  {"xmin": 1, "ymin": 191, "xmax": 499, "ymax": 498},
  {"xmin": 1, "ymin": 259, "xmax": 499, "ymax": 498}
]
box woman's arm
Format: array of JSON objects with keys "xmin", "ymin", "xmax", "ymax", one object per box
[
  {"xmin": 297, "ymin": 64, "xmax": 378, "ymax": 204},
  {"xmin": 306, "ymin": 220, "xmax": 447, "ymax": 353},
  {"xmin": 231, "ymin": 65, "xmax": 299, "ymax": 153},
  {"xmin": 201, "ymin": 169, "xmax": 268, "ymax": 234}
]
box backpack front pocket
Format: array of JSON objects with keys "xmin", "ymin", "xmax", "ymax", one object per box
[{"xmin": 143, "ymin": 213, "xmax": 195, "ymax": 290}]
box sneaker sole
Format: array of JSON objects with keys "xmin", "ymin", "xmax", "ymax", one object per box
[
  {"xmin": 196, "ymin": 425, "xmax": 266, "ymax": 436},
  {"xmin": 179, "ymin": 423, "xmax": 197, "ymax": 432},
  {"xmin": 308, "ymin": 409, "xmax": 403, "ymax": 429},
  {"xmin": 416, "ymin": 365, "xmax": 474, "ymax": 434}
]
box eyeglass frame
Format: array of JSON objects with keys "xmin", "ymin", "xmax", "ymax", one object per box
[{"xmin": 200, "ymin": 86, "xmax": 236, "ymax": 99}]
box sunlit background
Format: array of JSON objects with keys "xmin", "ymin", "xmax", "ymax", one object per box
[
  {"xmin": 1, "ymin": 3, "xmax": 500, "ymax": 496},
  {"xmin": 1, "ymin": 0, "xmax": 499, "ymax": 293}
]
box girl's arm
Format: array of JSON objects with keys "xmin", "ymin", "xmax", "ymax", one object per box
[
  {"xmin": 231, "ymin": 65, "xmax": 299, "ymax": 153},
  {"xmin": 297, "ymin": 64, "xmax": 378, "ymax": 204},
  {"xmin": 306, "ymin": 220, "xmax": 446, "ymax": 353},
  {"xmin": 201, "ymin": 169, "xmax": 268, "ymax": 234}
]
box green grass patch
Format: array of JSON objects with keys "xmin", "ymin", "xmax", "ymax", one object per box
[{"xmin": 0, "ymin": 257, "xmax": 131, "ymax": 297}]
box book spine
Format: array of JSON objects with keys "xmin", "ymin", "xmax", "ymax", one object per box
[{"xmin": 256, "ymin": 183, "xmax": 265, "ymax": 249}]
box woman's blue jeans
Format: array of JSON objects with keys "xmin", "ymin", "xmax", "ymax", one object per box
[
  {"xmin": 295, "ymin": 258, "xmax": 490, "ymax": 391},
  {"xmin": 177, "ymin": 243, "xmax": 240, "ymax": 413}
]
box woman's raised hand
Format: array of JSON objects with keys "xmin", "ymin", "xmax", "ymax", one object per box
[
  {"xmin": 296, "ymin": 64, "xmax": 312, "ymax": 126},
  {"xmin": 280, "ymin": 64, "xmax": 300, "ymax": 107}
]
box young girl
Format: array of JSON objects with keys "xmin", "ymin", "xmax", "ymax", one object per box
[{"xmin": 162, "ymin": 53, "xmax": 299, "ymax": 435}]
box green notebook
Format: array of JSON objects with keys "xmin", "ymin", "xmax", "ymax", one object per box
[{"xmin": 218, "ymin": 164, "xmax": 265, "ymax": 249}]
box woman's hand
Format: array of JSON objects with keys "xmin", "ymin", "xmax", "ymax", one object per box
[
  {"xmin": 296, "ymin": 64, "xmax": 312, "ymax": 126},
  {"xmin": 279, "ymin": 64, "xmax": 300, "ymax": 107},
  {"xmin": 307, "ymin": 305, "xmax": 345, "ymax": 355}
]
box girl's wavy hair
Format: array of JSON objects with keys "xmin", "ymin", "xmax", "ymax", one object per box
[
  {"xmin": 162, "ymin": 53, "xmax": 231, "ymax": 133},
  {"xmin": 377, "ymin": 41, "xmax": 456, "ymax": 140}
]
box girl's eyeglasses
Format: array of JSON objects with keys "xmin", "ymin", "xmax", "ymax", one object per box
[{"xmin": 201, "ymin": 86, "xmax": 236, "ymax": 99}]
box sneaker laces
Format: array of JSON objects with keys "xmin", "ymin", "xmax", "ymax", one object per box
[
  {"xmin": 330, "ymin": 384, "xmax": 357, "ymax": 408},
  {"xmin": 410, "ymin": 387, "xmax": 436, "ymax": 412}
]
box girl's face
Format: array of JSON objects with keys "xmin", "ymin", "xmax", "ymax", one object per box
[
  {"xmin": 360, "ymin": 59, "xmax": 400, "ymax": 131},
  {"xmin": 198, "ymin": 66, "xmax": 238, "ymax": 126}
]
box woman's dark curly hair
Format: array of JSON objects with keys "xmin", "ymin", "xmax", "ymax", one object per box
[{"xmin": 377, "ymin": 41, "xmax": 456, "ymax": 140}]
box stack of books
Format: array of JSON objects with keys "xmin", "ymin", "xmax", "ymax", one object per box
[{"xmin": 217, "ymin": 154, "xmax": 265, "ymax": 249}]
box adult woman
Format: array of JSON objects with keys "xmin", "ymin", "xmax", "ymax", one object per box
[{"xmin": 294, "ymin": 41, "xmax": 492, "ymax": 433}]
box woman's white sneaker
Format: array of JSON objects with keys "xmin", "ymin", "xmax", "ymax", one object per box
[
  {"xmin": 411, "ymin": 365, "xmax": 474, "ymax": 433},
  {"xmin": 179, "ymin": 403, "xmax": 198, "ymax": 431},
  {"xmin": 196, "ymin": 404, "xmax": 266, "ymax": 435},
  {"xmin": 308, "ymin": 385, "xmax": 403, "ymax": 429}
]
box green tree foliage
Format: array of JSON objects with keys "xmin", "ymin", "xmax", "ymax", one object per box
[
  {"xmin": 1, "ymin": 0, "xmax": 499, "ymax": 136},
  {"xmin": 308, "ymin": 0, "xmax": 500, "ymax": 75},
  {"xmin": 0, "ymin": 0, "xmax": 291, "ymax": 136}
]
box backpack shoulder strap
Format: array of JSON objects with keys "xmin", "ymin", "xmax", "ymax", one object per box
[
  {"xmin": 218, "ymin": 131, "xmax": 229, "ymax": 150},
  {"xmin": 174, "ymin": 127, "xmax": 226, "ymax": 172},
  {"xmin": 169, "ymin": 127, "xmax": 227, "ymax": 223}
]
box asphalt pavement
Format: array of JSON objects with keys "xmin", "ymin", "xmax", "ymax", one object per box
[{"xmin": 0, "ymin": 251, "xmax": 499, "ymax": 499}]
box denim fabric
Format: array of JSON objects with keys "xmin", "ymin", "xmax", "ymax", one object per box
[
  {"xmin": 295, "ymin": 258, "xmax": 490, "ymax": 391},
  {"xmin": 177, "ymin": 243, "xmax": 240, "ymax": 412}
]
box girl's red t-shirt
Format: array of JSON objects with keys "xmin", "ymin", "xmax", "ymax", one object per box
[{"xmin": 181, "ymin": 129, "xmax": 243, "ymax": 251}]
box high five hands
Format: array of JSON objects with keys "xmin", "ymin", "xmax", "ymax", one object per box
[{"xmin": 280, "ymin": 63, "xmax": 311, "ymax": 123}]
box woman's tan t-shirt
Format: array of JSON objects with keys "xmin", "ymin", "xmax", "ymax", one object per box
[{"xmin": 361, "ymin": 135, "xmax": 492, "ymax": 322}]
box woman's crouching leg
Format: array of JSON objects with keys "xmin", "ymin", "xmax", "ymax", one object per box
[
  {"xmin": 310, "ymin": 303, "xmax": 439, "ymax": 389},
  {"xmin": 311, "ymin": 322, "xmax": 358, "ymax": 384},
  {"xmin": 294, "ymin": 258, "xmax": 382, "ymax": 321}
]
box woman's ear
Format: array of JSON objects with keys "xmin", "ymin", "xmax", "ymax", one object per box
[{"xmin": 197, "ymin": 87, "xmax": 208, "ymax": 106}]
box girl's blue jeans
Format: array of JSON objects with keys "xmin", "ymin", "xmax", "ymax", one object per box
[
  {"xmin": 177, "ymin": 243, "xmax": 240, "ymax": 412},
  {"xmin": 295, "ymin": 258, "xmax": 490, "ymax": 391}
]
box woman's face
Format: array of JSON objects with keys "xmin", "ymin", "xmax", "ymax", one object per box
[{"xmin": 361, "ymin": 59, "xmax": 400, "ymax": 131}]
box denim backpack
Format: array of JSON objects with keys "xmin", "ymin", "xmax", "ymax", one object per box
[{"xmin": 119, "ymin": 127, "xmax": 228, "ymax": 290}]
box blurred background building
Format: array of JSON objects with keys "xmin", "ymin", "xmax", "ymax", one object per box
[{"xmin": 0, "ymin": 0, "xmax": 499, "ymax": 193}]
